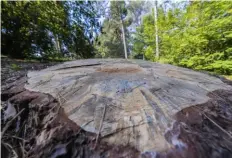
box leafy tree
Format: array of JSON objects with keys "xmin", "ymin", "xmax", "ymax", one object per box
[
  {"xmin": 110, "ymin": 1, "xmax": 129, "ymax": 59},
  {"xmin": 132, "ymin": 1, "xmax": 232, "ymax": 75},
  {"xmin": 127, "ymin": 0, "xmax": 151, "ymax": 59},
  {"xmin": 127, "ymin": 1, "xmax": 150, "ymax": 27},
  {"xmin": 1, "ymin": 1, "xmax": 99, "ymax": 60},
  {"xmin": 94, "ymin": 19, "xmax": 124, "ymax": 58},
  {"xmin": 94, "ymin": 0, "xmax": 131, "ymax": 58}
]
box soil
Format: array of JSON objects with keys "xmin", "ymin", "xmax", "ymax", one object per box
[
  {"xmin": 159, "ymin": 89, "xmax": 232, "ymax": 158},
  {"xmin": 1, "ymin": 58, "xmax": 232, "ymax": 158}
]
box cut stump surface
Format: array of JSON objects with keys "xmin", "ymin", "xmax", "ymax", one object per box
[{"xmin": 25, "ymin": 59, "xmax": 232, "ymax": 153}]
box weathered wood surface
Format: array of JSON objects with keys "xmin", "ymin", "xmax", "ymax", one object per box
[{"xmin": 25, "ymin": 59, "xmax": 232, "ymax": 153}]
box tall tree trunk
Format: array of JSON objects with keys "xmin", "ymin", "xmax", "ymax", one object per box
[
  {"xmin": 121, "ymin": 19, "xmax": 128, "ymax": 59},
  {"xmin": 154, "ymin": 0, "xmax": 159, "ymax": 58},
  {"xmin": 55, "ymin": 34, "xmax": 61, "ymax": 54}
]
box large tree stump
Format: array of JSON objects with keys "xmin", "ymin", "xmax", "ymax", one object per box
[{"xmin": 25, "ymin": 59, "xmax": 232, "ymax": 155}]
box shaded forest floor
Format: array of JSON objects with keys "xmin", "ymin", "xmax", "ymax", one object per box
[
  {"xmin": 1, "ymin": 57, "xmax": 59, "ymax": 85},
  {"xmin": 1, "ymin": 58, "xmax": 232, "ymax": 158}
]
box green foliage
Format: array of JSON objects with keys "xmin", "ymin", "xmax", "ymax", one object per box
[
  {"xmin": 94, "ymin": 1, "xmax": 130, "ymax": 58},
  {"xmin": 1, "ymin": 1, "xmax": 99, "ymax": 60},
  {"xmin": 10, "ymin": 64, "xmax": 21, "ymax": 71},
  {"xmin": 224, "ymin": 75, "xmax": 232, "ymax": 80},
  {"xmin": 94, "ymin": 19, "xmax": 124, "ymax": 58},
  {"xmin": 144, "ymin": 46, "xmax": 155, "ymax": 61},
  {"xmin": 110, "ymin": 1, "xmax": 127, "ymax": 21},
  {"xmin": 132, "ymin": 1, "xmax": 232, "ymax": 75}
]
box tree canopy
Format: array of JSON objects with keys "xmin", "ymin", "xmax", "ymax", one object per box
[
  {"xmin": 131, "ymin": 1, "xmax": 232, "ymax": 75},
  {"xmin": 94, "ymin": 1, "xmax": 132, "ymax": 58},
  {"xmin": 1, "ymin": 1, "xmax": 231, "ymax": 75},
  {"xmin": 1, "ymin": 1, "xmax": 99, "ymax": 60}
]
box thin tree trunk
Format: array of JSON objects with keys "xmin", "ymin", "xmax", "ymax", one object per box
[
  {"xmin": 121, "ymin": 19, "xmax": 128, "ymax": 59},
  {"xmin": 154, "ymin": 0, "xmax": 159, "ymax": 58},
  {"xmin": 55, "ymin": 34, "xmax": 61, "ymax": 54}
]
